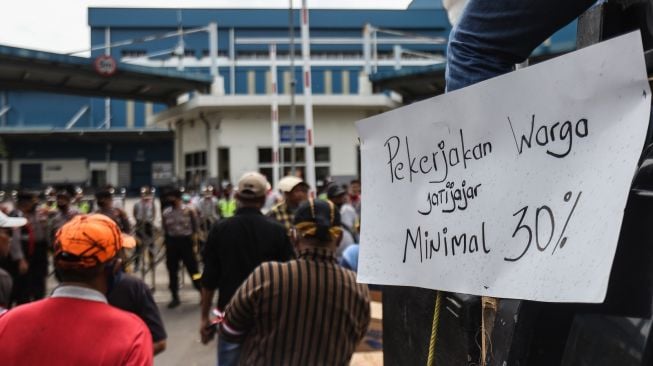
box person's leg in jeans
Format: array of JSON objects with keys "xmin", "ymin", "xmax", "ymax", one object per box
[
  {"xmin": 445, "ymin": 0, "xmax": 597, "ymax": 92},
  {"xmin": 217, "ymin": 337, "xmax": 241, "ymax": 366}
]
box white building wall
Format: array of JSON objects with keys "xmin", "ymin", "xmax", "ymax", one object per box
[
  {"xmin": 312, "ymin": 109, "xmax": 366, "ymax": 177},
  {"xmin": 218, "ymin": 110, "xmax": 271, "ymax": 181},
  {"xmin": 176, "ymin": 107, "xmax": 373, "ymax": 184},
  {"xmin": 42, "ymin": 159, "xmax": 87, "ymax": 184},
  {"xmin": 88, "ymin": 161, "xmax": 119, "ymax": 186},
  {"xmin": 10, "ymin": 159, "xmax": 88, "ymax": 185},
  {"xmin": 180, "ymin": 120, "xmax": 209, "ymax": 152}
]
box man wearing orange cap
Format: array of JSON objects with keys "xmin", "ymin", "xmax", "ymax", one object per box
[{"xmin": 0, "ymin": 214, "xmax": 153, "ymax": 365}]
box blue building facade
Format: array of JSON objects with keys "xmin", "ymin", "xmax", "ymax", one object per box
[{"xmin": 0, "ymin": 1, "xmax": 578, "ymax": 190}]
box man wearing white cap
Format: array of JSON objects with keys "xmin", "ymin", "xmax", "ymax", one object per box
[
  {"xmin": 0, "ymin": 211, "xmax": 27, "ymax": 313},
  {"xmin": 267, "ymin": 176, "xmax": 309, "ymax": 233}
]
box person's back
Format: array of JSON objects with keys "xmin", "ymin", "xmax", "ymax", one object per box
[
  {"xmin": 201, "ymin": 172, "xmax": 295, "ymax": 365},
  {"xmin": 108, "ymin": 272, "xmax": 168, "ymax": 355},
  {"xmin": 204, "ymin": 206, "xmax": 293, "ymax": 309},
  {"xmin": 219, "ymin": 199, "xmax": 370, "ymax": 366},
  {"xmin": 0, "ymin": 294, "xmax": 152, "ymax": 365},
  {"xmin": 230, "ymin": 257, "xmax": 370, "ymax": 366},
  {"xmin": 0, "ymin": 213, "xmax": 152, "ymax": 365}
]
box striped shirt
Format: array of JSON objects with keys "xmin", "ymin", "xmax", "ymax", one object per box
[
  {"xmin": 267, "ymin": 202, "xmax": 293, "ymax": 233},
  {"xmin": 220, "ymin": 247, "xmax": 370, "ymax": 366}
]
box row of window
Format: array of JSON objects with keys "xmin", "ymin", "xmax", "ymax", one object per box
[{"xmin": 183, "ymin": 146, "xmax": 331, "ymax": 188}]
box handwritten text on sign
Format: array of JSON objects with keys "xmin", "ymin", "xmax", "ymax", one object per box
[{"xmin": 355, "ymin": 32, "xmax": 651, "ymax": 303}]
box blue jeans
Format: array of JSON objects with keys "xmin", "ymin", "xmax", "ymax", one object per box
[
  {"xmin": 445, "ymin": 0, "xmax": 597, "ymax": 92},
  {"xmin": 217, "ymin": 337, "xmax": 241, "ymax": 366}
]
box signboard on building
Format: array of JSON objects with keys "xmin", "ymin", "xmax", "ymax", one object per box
[
  {"xmin": 152, "ymin": 162, "xmax": 173, "ymax": 185},
  {"xmin": 280, "ymin": 125, "xmax": 306, "ymax": 143},
  {"xmin": 93, "ymin": 55, "xmax": 117, "ymax": 77},
  {"xmin": 355, "ymin": 32, "xmax": 651, "ymax": 303}
]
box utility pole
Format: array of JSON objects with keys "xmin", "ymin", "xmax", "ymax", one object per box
[
  {"xmin": 289, "ymin": 0, "xmax": 297, "ymax": 176},
  {"xmin": 270, "ymin": 44, "xmax": 280, "ymax": 189},
  {"xmin": 300, "ymin": 0, "xmax": 316, "ymax": 193}
]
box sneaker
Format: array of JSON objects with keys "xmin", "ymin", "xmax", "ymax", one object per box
[{"xmin": 168, "ymin": 298, "xmax": 181, "ymax": 309}]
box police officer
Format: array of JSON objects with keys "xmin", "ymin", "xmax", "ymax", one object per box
[
  {"xmin": 161, "ymin": 188, "xmax": 201, "ymax": 308},
  {"xmin": 218, "ymin": 183, "xmax": 237, "ymax": 219},
  {"xmin": 95, "ymin": 188, "xmax": 131, "ymax": 233},
  {"xmin": 196, "ymin": 185, "xmax": 220, "ymax": 237},
  {"xmin": 49, "ymin": 187, "xmax": 80, "ymax": 240},
  {"xmin": 133, "ymin": 186, "xmax": 157, "ymax": 272},
  {"xmin": 73, "ymin": 187, "xmax": 91, "ymax": 214},
  {"xmin": 9, "ymin": 191, "xmax": 49, "ymax": 305}
]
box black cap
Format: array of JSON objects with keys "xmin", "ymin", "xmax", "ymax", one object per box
[
  {"xmin": 163, "ymin": 187, "xmax": 182, "ymax": 199},
  {"xmin": 16, "ymin": 191, "xmax": 36, "ymax": 203},
  {"xmin": 326, "ymin": 184, "xmax": 347, "ymax": 199},
  {"xmin": 94, "ymin": 189, "xmax": 113, "ymax": 201},
  {"xmin": 294, "ymin": 199, "xmax": 341, "ymax": 241}
]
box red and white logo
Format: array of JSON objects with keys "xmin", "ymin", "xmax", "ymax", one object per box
[{"xmin": 93, "ymin": 55, "xmax": 117, "ymax": 77}]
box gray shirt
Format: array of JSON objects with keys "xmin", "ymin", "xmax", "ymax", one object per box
[
  {"xmin": 133, "ymin": 200, "xmax": 156, "ymax": 223},
  {"xmin": 162, "ymin": 205, "xmax": 197, "ymax": 237}
]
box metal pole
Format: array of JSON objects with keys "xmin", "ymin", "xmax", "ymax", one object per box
[
  {"xmin": 176, "ymin": 10, "xmax": 185, "ymax": 72},
  {"xmin": 372, "ymin": 28, "xmax": 378, "ymax": 74},
  {"xmin": 300, "ymin": 0, "xmax": 316, "ymax": 193},
  {"xmin": 289, "ymin": 0, "xmax": 297, "ymax": 175},
  {"xmin": 363, "ymin": 23, "xmax": 372, "ymax": 76},
  {"xmin": 67, "ymin": 27, "xmax": 208, "ymax": 55},
  {"xmin": 393, "ymin": 44, "xmax": 402, "ymax": 70},
  {"xmin": 208, "ymin": 22, "xmax": 219, "ymax": 78},
  {"xmin": 104, "ymin": 27, "xmax": 111, "ymax": 129},
  {"xmin": 229, "ymin": 28, "xmax": 235, "ymax": 95},
  {"xmin": 270, "ymin": 44, "xmax": 280, "ymax": 189}
]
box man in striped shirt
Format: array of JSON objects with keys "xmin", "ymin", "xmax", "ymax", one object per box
[{"xmin": 220, "ymin": 199, "xmax": 371, "ymax": 365}]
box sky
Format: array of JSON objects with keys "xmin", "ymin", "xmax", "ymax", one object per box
[{"xmin": 0, "ymin": 0, "xmax": 412, "ymax": 54}]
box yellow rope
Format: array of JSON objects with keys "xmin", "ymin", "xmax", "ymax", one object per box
[{"xmin": 426, "ymin": 291, "xmax": 443, "ymax": 366}]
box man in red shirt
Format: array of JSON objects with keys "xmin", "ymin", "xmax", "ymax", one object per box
[{"xmin": 0, "ymin": 214, "xmax": 153, "ymax": 366}]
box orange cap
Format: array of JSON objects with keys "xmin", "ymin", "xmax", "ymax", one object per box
[{"xmin": 54, "ymin": 214, "xmax": 136, "ymax": 268}]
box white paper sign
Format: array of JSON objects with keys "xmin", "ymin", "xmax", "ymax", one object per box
[{"xmin": 355, "ymin": 32, "xmax": 651, "ymax": 303}]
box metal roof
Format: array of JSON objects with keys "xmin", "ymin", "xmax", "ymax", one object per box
[
  {"xmin": 0, "ymin": 127, "xmax": 174, "ymax": 143},
  {"xmin": 0, "ymin": 45, "xmax": 212, "ymax": 105},
  {"xmin": 371, "ymin": 64, "xmax": 446, "ymax": 103}
]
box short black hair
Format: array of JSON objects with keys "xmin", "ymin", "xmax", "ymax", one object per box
[
  {"xmin": 16, "ymin": 191, "xmax": 36, "ymax": 204},
  {"xmin": 94, "ymin": 190, "xmax": 112, "ymax": 201},
  {"xmin": 56, "ymin": 264, "xmax": 104, "ymax": 283},
  {"xmin": 236, "ymin": 193, "xmax": 265, "ymax": 207}
]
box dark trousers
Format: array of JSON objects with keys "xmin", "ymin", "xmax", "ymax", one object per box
[
  {"xmin": 11, "ymin": 241, "xmax": 48, "ymax": 305},
  {"xmin": 165, "ymin": 235, "xmax": 201, "ymax": 296}
]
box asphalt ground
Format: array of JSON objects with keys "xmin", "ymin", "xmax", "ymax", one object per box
[{"xmin": 45, "ymin": 198, "xmax": 383, "ymax": 365}]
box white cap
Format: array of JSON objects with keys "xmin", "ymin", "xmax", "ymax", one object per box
[
  {"xmin": 0, "ymin": 211, "xmax": 26, "ymax": 228},
  {"xmin": 278, "ymin": 176, "xmax": 308, "ymax": 193}
]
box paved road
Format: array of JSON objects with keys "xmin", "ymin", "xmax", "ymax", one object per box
[
  {"xmin": 152, "ymin": 272, "xmax": 215, "ymax": 366},
  {"xmin": 46, "ymin": 198, "xmax": 382, "ymax": 365}
]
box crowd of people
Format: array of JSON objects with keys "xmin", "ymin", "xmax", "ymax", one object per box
[{"xmin": 0, "ymin": 173, "xmax": 368, "ymax": 365}]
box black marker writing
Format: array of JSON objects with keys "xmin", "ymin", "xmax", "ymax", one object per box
[
  {"xmin": 418, "ymin": 180, "xmax": 482, "ymax": 215},
  {"xmin": 403, "ymin": 222, "xmax": 490, "ymax": 263},
  {"xmin": 507, "ymin": 114, "xmax": 588, "ymax": 158},
  {"xmin": 504, "ymin": 191, "xmax": 582, "ymax": 262},
  {"xmin": 385, "ymin": 130, "xmax": 492, "ymax": 184}
]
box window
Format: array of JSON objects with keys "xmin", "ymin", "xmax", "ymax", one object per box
[
  {"xmin": 184, "ymin": 151, "xmax": 207, "ymax": 188},
  {"xmin": 258, "ymin": 146, "xmax": 330, "ymax": 187},
  {"xmin": 121, "ymin": 49, "xmax": 147, "ymax": 58}
]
